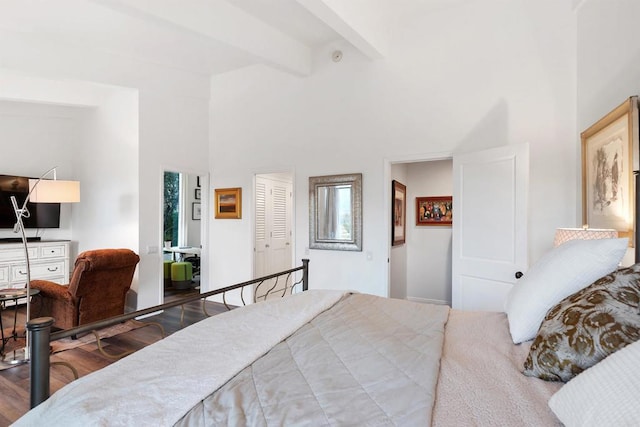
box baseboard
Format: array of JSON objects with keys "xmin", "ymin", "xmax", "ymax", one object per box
[{"xmin": 406, "ymin": 296, "xmax": 450, "ymax": 306}]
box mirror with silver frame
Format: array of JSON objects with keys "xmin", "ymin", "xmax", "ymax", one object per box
[{"xmin": 309, "ymin": 173, "xmax": 362, "ymax": 251}]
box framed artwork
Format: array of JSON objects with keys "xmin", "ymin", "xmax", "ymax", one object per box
[
  {"xmin": 194, "ymin": 188, "xmax": 201, "ymax": 200},
  {"xmin": 392, "ymin": 180, "xmax": 406, "ymax": 246},
  {"xmin": 196, "ymin": 176, "xmax": 201, "ymax": 188},
  {"xmin": 416, "ymin": 196, "xmax": 452, "ymax": 226},
  {"xmin": 214, "ymin": 187, "xmax": 242, "ymax": 219},
  {"xmin": 192, "ymin": 202, "xmax": 201, "ymax": 220},
  {"xmin": 581, "ymin": 96, "xmax": 638, "ymax": 244}
]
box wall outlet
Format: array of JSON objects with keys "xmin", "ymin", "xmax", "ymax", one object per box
[{"xmin": 147, "ymin": 245, "xmax": 158, "ymax": 254}]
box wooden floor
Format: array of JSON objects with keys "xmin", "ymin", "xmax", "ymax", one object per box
[{"xmin": 0, "ymin": 293, "xmax": 231, "ymax": 426}]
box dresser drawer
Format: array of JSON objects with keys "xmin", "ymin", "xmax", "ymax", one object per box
[
  {"xmin": 0, "ymin": 266, "xmax": 8, "ymax": 284},
  {"xmin": 12, "ymin": 261, "xmax": 66, "ymax": 281},
  {"xmin": 0, "ymin": 247, "xmax": 38, "ymax": 263},
  {"xmin": 0, "ymin": 240, "xmax": 70, "ymax": 288},
  {"xmin": 40, "ymin": 245, "xmax": 67, "ymax": 259}
]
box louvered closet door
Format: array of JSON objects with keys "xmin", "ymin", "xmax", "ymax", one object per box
[
  {"xmin": 254, "ymin": 176, "xmax": 292, "ymax": 300},
  {"xmin": 269, "ymin": 182, "xmax": 291, "ymax": 273},
  {"xmin": 255, "ymin": 179, "xmax": 268, "ymax": 285}
]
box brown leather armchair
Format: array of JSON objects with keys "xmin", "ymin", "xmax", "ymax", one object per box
[{"xmin": 31, "ymin": 249, "xmax": 140, "ymax": 330}]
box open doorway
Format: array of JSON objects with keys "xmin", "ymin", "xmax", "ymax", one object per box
[
  {"xmin": 389, "ymin": 158, "xmax": 453, "ymax": 305},
  {"xmin": 387, "ymin": 144, "xmax": 528, "ymax": 310},
  {"xmin": 163, "ymin": 170, "xmax": 203, "ymax": 303},
  {"xmin": 254, "ymin": 172, "xmax": 294, "ymax": 301}
]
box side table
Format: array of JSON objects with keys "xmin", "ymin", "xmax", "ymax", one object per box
[{"xmin": 0, "ymin": 288, "xmax": 40, "ymax": 355}]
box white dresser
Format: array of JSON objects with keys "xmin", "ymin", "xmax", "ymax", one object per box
[{"xmin": 0, "ymin": 240, "xmax": 70, "ymax": 290}]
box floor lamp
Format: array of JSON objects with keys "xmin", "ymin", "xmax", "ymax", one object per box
[{"xmin": 0, "ymin": 167, "xmax": 80, "ymax": 367}]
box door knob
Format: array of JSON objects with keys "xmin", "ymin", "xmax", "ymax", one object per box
[{"xmin": 515, "ymin": 271, "xmax": 523, "ymax": 279}]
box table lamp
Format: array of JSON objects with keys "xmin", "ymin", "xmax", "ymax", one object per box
[
  {"xmin": 553, "ymin": 226, "xmax": 618, "ymax": 247},
  {"xmin": 0, "ymin": 167, "xmax": 80, "ymax": 367}
]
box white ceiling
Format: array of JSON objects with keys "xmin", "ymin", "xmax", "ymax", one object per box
[{"xmin": 0, "ymin": 0, "xmax": 384, "ymax": 76}]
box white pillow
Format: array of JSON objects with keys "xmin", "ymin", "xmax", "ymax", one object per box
[
  {"xmin": 505, "ymin": 238, "xmax": 627, "ymax": 343},
  {"xmin": 548, "ymin": 339, "xmax": 640, "ymax": 427}
]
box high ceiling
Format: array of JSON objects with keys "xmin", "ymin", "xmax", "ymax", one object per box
[{"xmin": 0, "ymin": 0, "xmax": 400, "ymax": 76}]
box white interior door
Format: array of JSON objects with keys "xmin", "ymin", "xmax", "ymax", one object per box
[
  {"xmin": 254, "ymin": 174, "xmax": 293, "ymax": 300},
  {"xmin": 452, "ymin": 144, "xmax": 529, "ymax": 311}
]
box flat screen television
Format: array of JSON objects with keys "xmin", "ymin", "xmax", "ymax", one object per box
[{"xmin": 0, "ymin": 175, "xmax": 61, "ymax": 229}]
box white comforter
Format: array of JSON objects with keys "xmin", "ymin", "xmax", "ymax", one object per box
[
  {"xmin": 15, "ymin": 292, "xmax": 561, "ymax": 427},
  {"xmin": 176, "ymin": 293, "xmax": 450, "ymax": 426},
  {"xmin": 432, "ymin": 310, "xmax": 562, "ymax": 426},
  {"xmin": 14, "ymin": 290, "xmax": 348, "ymax": 426}
]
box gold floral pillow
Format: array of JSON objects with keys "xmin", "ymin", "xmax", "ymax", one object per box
[{"xmin": 523, "ymin": 263, "xmax": 640, "ymax": 382}]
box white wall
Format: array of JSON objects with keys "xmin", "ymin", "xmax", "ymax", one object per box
[
  {"xmin": 210, "ymin": 0, "xmax": 577, "ymax": 296},
  {"xmin": 577, "ymin": 0, "xmax": 640, "ymax": 265},
  {"xmin": 0, "ymin": 100, "xmax": 81, "ymax": 241},
  {"xmin": 0, "ymin": 28, "xmax": 210, "ymax": 310},
  {"xmin": 406, "ymin": 160, "xmax": 452, "ymax": 304},
  {"xmin": 73, "ymin": 89, "xmax": 138, "ymax": 256},
  {"xmin": 389, "ymin": 163, "xmax": 408, "ymax": 299},
  {"xmin": 577, "ymin": 1, "xmax": 640, "ymax": 131}
]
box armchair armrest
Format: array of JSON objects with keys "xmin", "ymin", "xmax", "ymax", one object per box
[{"xmin": 30, "ymin": 279, "xmax": 74, "ymax": 305}]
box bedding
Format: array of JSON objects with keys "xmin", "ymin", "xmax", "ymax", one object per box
[
  {"xmin": 16, "ymin": 291, "xmax": 566, "ymax": 426},
  {"xmin": 548, "ymin": 338, "xmax": 640, "ymax": 427},
  {"xmin": 15, "ymin": 290, "xmax": 348, "ymax": 426},
  {"xmin": 504, "ymin": 237, "xmax": 628, "ymax": 344},
  {"xmin": 176, "ymin": 293, "xmax": 449, "ymax": 426},
  {"xmin": 433, "ymin": 310, "xmax": 562, "ymax": 426},
  {"xmin": 524, "ymin": 263, "xmax": 640, "ymax": 381}
]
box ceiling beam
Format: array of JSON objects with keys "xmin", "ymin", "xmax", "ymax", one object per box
[
  {"xmin": 91, "ymin": 0, "xmax": 311, "ymax": 76},
  {"xmin": 296, "ymin": 0, "xmax": 391, "ymax": 59}
]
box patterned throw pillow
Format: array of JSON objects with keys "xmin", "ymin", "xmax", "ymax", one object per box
[{"xmin": 523, "ymin": 263, "xmax": 640, "ymax": 382}]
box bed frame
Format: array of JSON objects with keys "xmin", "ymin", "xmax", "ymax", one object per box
[{"xmin": 26, "ymin": 259, "xmax": 310, "ymax": 409}]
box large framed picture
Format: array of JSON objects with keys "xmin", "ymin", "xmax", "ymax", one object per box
[
  {"xmin": 214, "ymin": 187, "xmax": 242, "ymax": 219},
  {"xmin": 581, "ymin": 96, "xmax": 638, "ymax": 244},
  {"xmin": 416, "ymin": 196, "xmax": 452, "ymax": 226},
  {"xmin": 392, "ymin": 180, "xmax": 406, "ymax": 246}
]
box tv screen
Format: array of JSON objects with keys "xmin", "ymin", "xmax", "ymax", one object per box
[{"xmin": 0, "ymin": 175, "xmax": 61, "ymax": 229}]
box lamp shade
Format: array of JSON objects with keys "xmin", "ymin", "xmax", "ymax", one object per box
[
  {"xmin": 553, "ymin": 227, "xmax": 618, "ymax": 247},
  {"xmin": 29, "ymin": 179, "xmax": 80, "ymax": 203}
]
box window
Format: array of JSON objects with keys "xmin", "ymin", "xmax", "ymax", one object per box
[{"xmin": 163, "ymin": 171, "xmax": 180, "ymax": 246}]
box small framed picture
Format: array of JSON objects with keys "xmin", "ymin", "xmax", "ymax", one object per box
[
  {"xmin": 416, "ymin": 196, "xmax": 452, "ymax": 226},
  {"xmin": 194, "ymin": 188, "xmax": 201, "ymax": 200},
  {"xmin": 192, "ymin": 202, "xmax": 201, "ymax": 220},
  {"xmin": 196, "ymin": 176, "xmax": 201, "ymax": 188},
  {"xmin": 214, "ymin": 187, "xmax": 242, "ymax": 219},
  {"xmin": 392, "ymin": 180, "xmax": 406, "ymax": 246}
]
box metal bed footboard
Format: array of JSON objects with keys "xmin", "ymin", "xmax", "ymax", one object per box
[{"xmin": 27, "ymin": 259, "xmax": 309, "ymax": 409}]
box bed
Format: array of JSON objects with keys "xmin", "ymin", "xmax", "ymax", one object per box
[{"xmin": 13, "ymin": 237, "xmax": 640, "ymax": 426}]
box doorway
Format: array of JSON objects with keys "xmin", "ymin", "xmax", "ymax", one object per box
[
  {"xmin": 386, "ymin": 144, "xmax": 528, "ymax": 310},
  {"xmin": 254, "ymin": 172, "xmax": 294, "ymax": 301},
  {"xmin": 389, "ymin": 158, "xmax": 453, "ymax": 304},
  {"xmin": 162, "ymin": 169, "xmax": 205, "ymax": 302}
]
